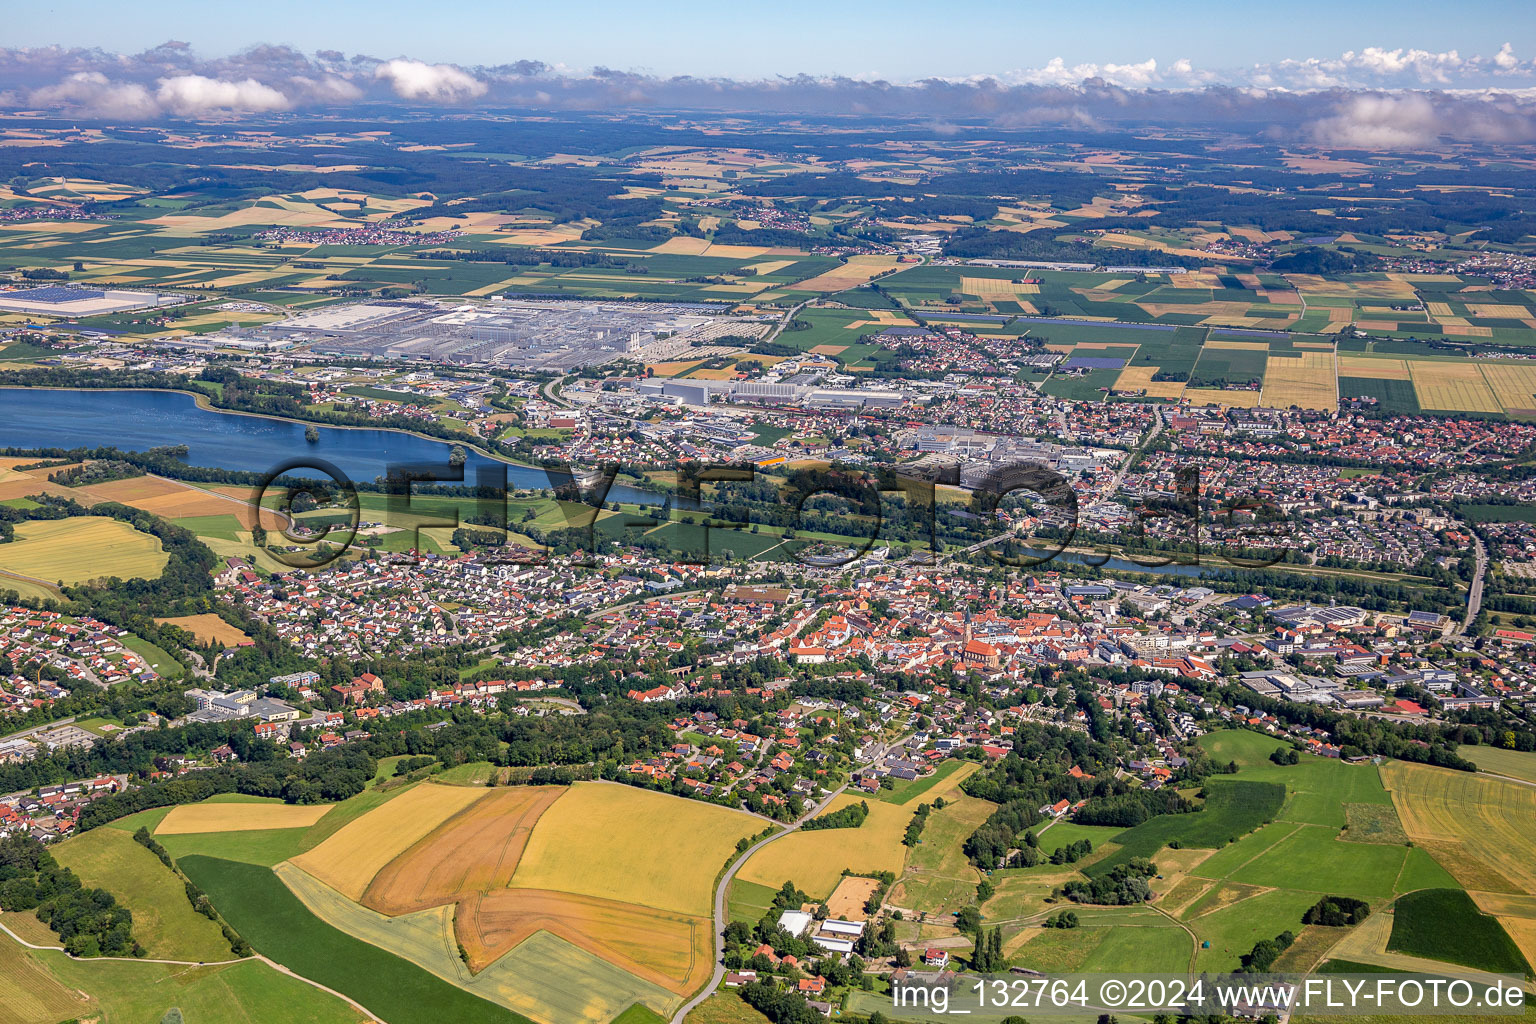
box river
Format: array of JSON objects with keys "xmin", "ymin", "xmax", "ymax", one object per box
[{"xmin": 0, "ymin": 388, "xmax": 660, "ymax": 505}]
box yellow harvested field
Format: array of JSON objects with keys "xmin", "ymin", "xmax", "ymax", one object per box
[
  {"xmin": 154, "ymin": 614, "xmax": 251, "ymax": 647},
  {"xmin": 1480, "ymin": 363, "xmax": 1536, "ymax": 414},
  {"xmin": 0, "ymin": 517, "xmax": 167, "ymax": 585},
  {"xmin": 1169, "ymin": 273, "xmax": 1223, "ymax": 288},
  {"xmin": 810, "ymin": 344, "xmax": 847, "ymax": 355},
  {"xmin": 825, "ymin": 875, "xmax": 881, "ymax": 920},
  {"xmin": 461, "ymin": 888, "xmax": 709, "ymax": 994},
  {"xmin": 738, "ymin": 794, "xmax": 910, "ymax": 898},
  {"xmin": 1114, "ymin": 365, "xmax": 1187, "ymax": 400},
  {"xmin": 510, "ymin": 782, "xmax": 761, "ymax": 915},
  {"xmin": 792, "ymin": 255, "xmax": 901, "ymax": 292},
  {"xmin": 1389, "ymin": 272, "xmax": 1462, "ymax": 283},
  {"xmin": 962, "ymin": 277, "xmax": 1038, "ymax": 296},
  {"xmin": 1185, "ymin": 388, "xmax": 1263, "ymax": 408},
  {"xmin": 644, "ymin": 361, "xmax": 703, "ymax": 377},
  {"xmin": 491, "ymin": 224, "xmax": 589, "ymax": 245},
  {"xmin": 1337, "ymin": 356, "xmax": 1411, "ymax": 380},
  {"xmin": 1204, "ymin": 339, "xmax": 1269, "ymax": 350},
  {"xmin": 290, "ymin": 784, "xmax": 489, "ymax": 901},
  {"xmin": 1383, "ymin": 760, "xmax": 1536, "ymax": 894},
  {"xmin": 746, "ymin": 259, "xmax": 796, "ymax": 275},
  {"xmin": 1469, "ymin": 892, "xmax": 1536, "ymax": 974},
  {"xmin": 362, "ymin": 786, "xmax": 566, "ymax": 916},
  {"xmin": 1467, "ymin": 304, "xmax": 1532, "ymax": 319},
  {"xmin": 1409, "ymin": 360, "xmax": 1500, "ymax": 413},
  {"xmin": 156, "ymin": 800, "xmax": 333, "ymax": 835},
  {"xmin": 1261, "ymin": 352, "xmax": 1337, "ymax": 411},
  {"xmin": 1426, "ymin": 303, "xmax": 1455, "ymax": 317},
  {"xmin": 1445, "ymin": 324, "xmax": 1495, "ymax": 338}
]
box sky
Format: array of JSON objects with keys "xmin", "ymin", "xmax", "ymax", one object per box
[
  {"xmin": 1, "ymin": 1, "xmax": 1534, "ymax": 146},
  {"xmin": 5, "ymin": 0, "xmax": 1534, "ymax": 82}
]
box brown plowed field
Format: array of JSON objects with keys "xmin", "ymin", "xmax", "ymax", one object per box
[{"xmin": 362, "ymin": 786, "xmax": 566, "ymax": 916}]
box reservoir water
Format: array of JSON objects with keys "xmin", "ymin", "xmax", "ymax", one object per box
[{"xmin": 0, "ymin": 388, "xmax": 659, "ymax": 505}]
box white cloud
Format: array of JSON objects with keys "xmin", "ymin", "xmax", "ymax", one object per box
[
  {"xmin": 1495, "ymin": 42, "xmax": 1520, "ymax": 71},
  {"xmin": 373, "ymin": 59, "xmax": 486, "ymax": 102},
  {"xmin": 155, "ymin": 74, "xmax": 291, "ymax": 114},
  {"xmin": 289, "ymin": 74, "xmax": 363, "ymax": 104},
  {"xmin": 1308, "ymin": 93, "xmax": 1444, "ymax": 147},
  {"xmin": 29, "ymin": 71, "xmax": 158, "ymax": 118}
]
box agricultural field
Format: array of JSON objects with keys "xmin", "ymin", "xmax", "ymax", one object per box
[
  {"xmin": 49, "ymin": 825, "xmax": 233, "ymax": 961},
  {"xmin": 509, "ymin": 782, "xmax": 761, "ymax": 915},
  {"xmin": 737, "ymin": 793, "xmax": 911, "ymax": 898},
  {"xmin": 1465, "ymin": 747, "xmax": 1536, "ymax": 785},
  {"xmin": 1388, "ymin": 889, "xmax": 1531, "ymax": 976},
  {"xmin": 0, "ymin": 937, "xmax": 369, "ymax": 1024},
  {"xmin": 0, "ymin": 516, "xmax": 167, "ymax": 584},
  {"xmin": 153, "ymin": 612, "xmax": 253, "ymax": 647},
  {"xmin": 1382, "ymin": 760, "xmax": 1536, "ymax": 893},
  {"xmin": 890, "ymin": 793, "xmax": 994, "ymax": 913},
  {"xmin": 290, "ymin": 783, "xmax": 489, "ymax": 900},
  {"xmin": 157, "ymin": 799, "xmax": 335, "ymax": 835},
  {"xmin": 1085, "ymin": 779, "xmax": 1286, "ymax": 877},
  {"xmin": 179, "ymin": 855, "xmax": 522, "ymax": 1024},
  {"xmin": 682, "ymin": 992, "xmax": 773, "ymax": 1024},
  {"xmin": 362, "ymin": 785, "xmax": 566, "ymax": 915},
  {"xmin": 137, "ymin": 781, "xmax": 761, "ymax": 1023}
]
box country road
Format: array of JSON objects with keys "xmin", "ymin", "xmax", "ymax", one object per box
[
  {"xmin": 667, "ymin": 782, "xmax": 848, "ymax": 1023},
  {"xmin": 669, "ymin": 730, "xmax": 914, "ymax": 1023}
]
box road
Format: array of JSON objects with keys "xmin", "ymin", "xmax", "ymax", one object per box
[
  {"xmin": 668, "ymin": 782, "xmax": 848, "ymax": 1023},
  {"xmin": 1458, "ymin": 528, "xmax": 1489, "ymax": 636},
  {"xmin": 670, "ymin": 731, "xmax": 914, "ymax": 1024},
  {"xmin": 540, "ymin": 376, "xmax": 572, "ymax": 410}
]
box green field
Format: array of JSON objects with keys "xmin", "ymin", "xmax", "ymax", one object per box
[
  {"xmin": 51, "ymin": 826, "xmax": 233, "ymax": 962},
  {"xmin": 1086, "ymin": 779, "xmax": 1286, "ymax": 877},
  {"xmin": 156, "ymin": 826, "xmax": 313, "ymax": 867},
  {"xmin": 873, "ymin": 759, "xmax": 966, "ymax": 805},
  {"xmin": 727, "ymin": 878, "xmax": 779, "ymax": 925},
  {"xmin": 681, "ymin": 992, "xmax": 774, "ymax": 1024},
  {"xmin": 178, "ymin": 855, "xmax": 528, "ymax": 1024},
  {"xmin": 1465, "ymin": 746, "xmax": 1536, "ymax": 784},
  {"xmin": 2, "ymin": 939, "xmax": 367, "ymax": 1024},
  {"xmin": 1198, "ymin": 729, "xmax": 1287, "ymax": 768},
  {"xmin": 1224, "ymin": 823, "xmax": 1407, "ymax": 899},
  {"xmin": 1387, "ymin": 889, "xmax": 1531, "ymax": 976},
  {"xmin": 1031, "ymin": 821, "xmax": 1128, "ymax": 855}
]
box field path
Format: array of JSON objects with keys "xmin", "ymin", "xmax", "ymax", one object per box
[{"xmin": 0, "ymin": 920, "xmax": 384, "ymax": 1023}]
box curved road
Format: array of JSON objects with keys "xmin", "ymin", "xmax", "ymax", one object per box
[
  {"xmin": 669, "ymin": 782, "xmax": 848, "ymax": 1024},
  {"xmin": 670, "ymin": 730, "xmax": 915, "ymax": 1023}
]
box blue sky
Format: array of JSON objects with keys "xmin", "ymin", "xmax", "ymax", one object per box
[{"xmin": 7, "ymin": 0, "xmax": 1532, "ymax": 80}]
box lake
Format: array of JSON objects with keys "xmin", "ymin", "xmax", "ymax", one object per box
[{"xmin": 0, "ymin": 388, "xmax": 659, "ymax": 505}]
